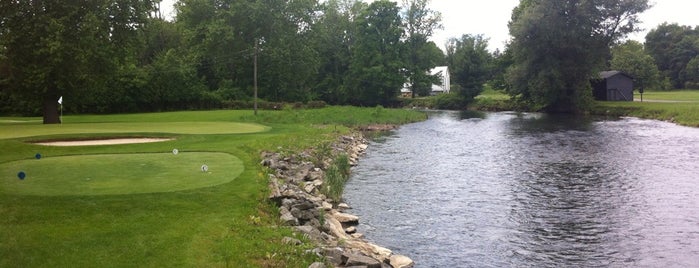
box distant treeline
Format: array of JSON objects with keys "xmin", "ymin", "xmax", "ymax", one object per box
[{"xmin": 0, "ymin": 0, "xmax": 696, "ymax": 119}]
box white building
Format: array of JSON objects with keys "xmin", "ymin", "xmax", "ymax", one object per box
[{"xmin": 401, "ymin": 66, "xmax": 451, "ymax": 97}]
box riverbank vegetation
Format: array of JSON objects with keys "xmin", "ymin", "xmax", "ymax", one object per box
[
  {"xmin": 591, "ymin": 90, "xmax": 699, "ymax": 127},
  {"xmin": 0, "ymin": 107, "xmax": 426, "ymax": 267}
]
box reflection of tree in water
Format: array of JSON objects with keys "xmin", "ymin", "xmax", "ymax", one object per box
[{"xmin": 507, "ymin": 113, "xmax": 595, "ymax": 134}]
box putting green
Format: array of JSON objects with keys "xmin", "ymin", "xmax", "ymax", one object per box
[
  {"xmin": 0, "ymin": 121, "xmax": 269, "ymax": 140},
  {"xmin": 1, "ymin": 152, "xmax": 243, "ymax": 196}
]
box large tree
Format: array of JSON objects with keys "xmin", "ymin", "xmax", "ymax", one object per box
[
  {"xmin": 506, "ymin": 0, "xmax": 649, "ymax": 113},
  {"xmin": 311, "ymin": 0, "xmax": 364, "ymax": 104},
  {"xmin": 401, "ymin": 0, "xmax": 442, "ymax": 98},
  {"xmin": 176, "ymin": 0, "xmax": 320, "ymax": 102},
  {"xmin": 645, "ymin": 23, "xmax": 699, "ymax": 89},
  {"xmin": 0, "ymin": 0, "xmax": 154, "ymax": 123},
  {"xmin": 610, "ymin": 40, "xmax": 664, "ymax": 90},
  {"xmin": 445, "ymin": 34, "xmax": 492, "ymax": 103},
  {"xmin": 347, "ymin": 0, "xmax": 404, "ymax": 106}
]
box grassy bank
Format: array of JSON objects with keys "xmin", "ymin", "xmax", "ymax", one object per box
[
  {"xmin": 469, "ymin": 88, "xmax": 699, "ymax": 127},
  {"xmin": 591, "ymin": 90, "xmax": 699, "ymax": 127},
  {"xmin": 592, "ymin": 101, "xmax": 699, "ymax": 127},
  {"xmin": 0, "ymin": 107, "xmax": 426, "ymax": 267}
]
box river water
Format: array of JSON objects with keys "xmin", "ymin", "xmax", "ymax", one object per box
[{"xmin": 343, "ymin": 111, "xmax": 699, "ymax": 267}]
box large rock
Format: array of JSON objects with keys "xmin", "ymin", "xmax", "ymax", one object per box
[
  {"xmin": 322, "ymin": 247, "xmax": 345, "ymax": 266},
  {"xmin": 295, "ymin": 225, "xmax": 323, "ymax": 242},
  {"xmin": 268, "ymin": 175, "xmax": 283, "ymax": 202},
  {"xmin": 279, "ymin": 207, "xmax": 298, "ymax": 226},
  {"xmin": 389, "ymin": 255, "xmax": 415, "ymax": 268},
  {"xmin": 333, "ymin": 212, "xmax": 359, "ymax": 224},
  {"xmin": 282, "ymin": 236, "xmax": 302, "ymax": 246},
  {"xmin": 308, "ymin": 262, "xmax": 326, "ymax": 268},
  {"xmin": 344, "ymin": 253, "xmax": 382, "ymax": 268},
  {"xmin": 344, "ymin": 240, "xmax": 392, "ymax": 263},
  {"xmin": 357, "ymin": 144, "xmax": 369, "ymax": 151},
  {"xmin": 324, "ymin": 214, "xmax": 350, "ymax": 240}
]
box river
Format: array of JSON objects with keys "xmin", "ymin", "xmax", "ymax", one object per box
[{"xmin": 343, "ymin": 111, "xmax": 699, "ymax": 267}]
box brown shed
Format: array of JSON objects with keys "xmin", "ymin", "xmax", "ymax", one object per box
[{"xmin": 591, "ymin": 71, "xmax": 634, "ymax": 101}]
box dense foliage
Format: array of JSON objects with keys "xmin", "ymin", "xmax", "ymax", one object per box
[
  {"xmin": 610, "ymin": 40, "xmax": 665, "ymax": 91},
  {"xmin": 645, "ymin": 23, "xmax": 699, "ymax": 89},
  {"xmin": 2, "ymin": 0, "xmax": 697, "ymax": 121},
  {"xmin": 445, "ymin": 34, "xmax": 493, "ymax": 104},
  {"xmin": 506, "ymin": 0, "xmax": 649, "ymax": 113},
  {"xmin": 0, "ymin": 0, "xmax": 450, "ymax": 122}
]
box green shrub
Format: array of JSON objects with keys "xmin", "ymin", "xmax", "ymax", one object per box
[
  {"xmin": 434, "ymin": 93, "xmax": 465, "ymax": 110},
  {"xmin": 306, "ymin": 101, "xmax": 327, "ymax": 109}
]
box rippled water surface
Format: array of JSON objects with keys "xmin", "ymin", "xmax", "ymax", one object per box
[{"xmin": 343, "ymin": 111, "xmax": 699, "ymax": 267}]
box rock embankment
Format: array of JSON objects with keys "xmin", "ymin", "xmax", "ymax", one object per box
[{"xmin": 262, "ymin": 133, "xmax": 414, "ymax": 268}]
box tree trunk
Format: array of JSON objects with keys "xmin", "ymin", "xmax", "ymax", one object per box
[{"xmin": 43, "ymin": 97, "xmax": 61, "ymax": 124}]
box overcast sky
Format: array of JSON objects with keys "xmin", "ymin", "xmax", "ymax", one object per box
[{"xmin": 160, "ymin": 0, "xmax": 699, "ymax": 52}]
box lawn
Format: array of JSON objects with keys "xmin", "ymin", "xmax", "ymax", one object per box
[
  {"xmin": 1, "ymin": 152, "xmax": 242, "ymax": 196},
  {"xmin": 0, "ymin": 107, "xmax": 426, "ymax": 267},
  {"xmin": 594, "ymin": 90, "xmax": 699, "ymax": 127},
  {"xmin": 636, "ymin": 90, "xmax": 699, "ymax": 102},
  {"xmin": 469, "ymin": 88, "xmax": 699, "ymax": 127}
]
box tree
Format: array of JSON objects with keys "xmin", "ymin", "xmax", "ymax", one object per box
[
  {"xmin": 506, "ymin": 0, "xmax": 649, "ymax": 113},
  {"xmin": 610, "ymin": 40, "xmax": 663, "ymax": 90},
  {"xmin": 401, "ymin": 0, "xmax": 442, "ymax": 98},
  {"xmin": 645, "ymin": 23, "xmax": 699, "ymax": 89},
  {"xmin": 682, "ymin": 56, "xmax": 699, "ymax": 89},
  {"xmin": 410, "ymin": 41, "xmax": 445, "ymax": 97},
  {"xmin": 0, "ymin": 0, "xmax": 154, "ymax": 123},
  {"xmin": 176, "ymin": 0, "xmax": 320, "ymax": 102},
  {"xmin": 445, "ymin": 34, "xmax": 492, "ymax": 103},
  {"xmin": 311, "ymin": 0, "xmax": 364, "ymax": 104},
  {"xmin": 347, "ymin": 0, "xmax": 404, "ymax": 106}
]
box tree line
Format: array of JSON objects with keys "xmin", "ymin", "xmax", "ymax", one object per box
[
  {"xmin": 1, "ymin": 0, "xmax": 696, "ymax": 122},
  {"xmin": 2, "ymin": 0, "xmax": 468, "ymax": 123}
]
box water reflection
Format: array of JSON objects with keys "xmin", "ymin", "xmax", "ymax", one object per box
[{"xmin": 344, "ymin": 111, "xmax": 699, "ymax": 267}]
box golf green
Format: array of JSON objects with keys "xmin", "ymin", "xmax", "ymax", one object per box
[
  {"xmin": 1, "ymin": 152, "xmax": 243, "ymax": 196},
  {"xmin": 1, "ymin": 121, "xmax": 269, "ymax": 139}
]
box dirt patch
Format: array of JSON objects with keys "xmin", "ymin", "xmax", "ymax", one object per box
[{"xmin": 35, "ymin": 138, "xmax": 174, "ymax": 146}]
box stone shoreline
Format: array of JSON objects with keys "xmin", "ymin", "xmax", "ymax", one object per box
[{"xmin": 262, "ymin": 128, "xmax": 413, "ymax": 268}]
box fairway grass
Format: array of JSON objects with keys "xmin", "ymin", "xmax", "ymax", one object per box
[
  {"xmin": 1, "ymin": 152, "xmax": 243, "ymax": 196},
  {"xmin": 0, "ymin": 108, "xmax": 427, "ymax": 267}
]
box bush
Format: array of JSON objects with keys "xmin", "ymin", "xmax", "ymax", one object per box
[
  {"xmin": 306, "ymin": 101, "xmax": 327, "ymax": 109},
  {"xmin": 434, "ymin": 93, "xmax": 466, "ymax": 110}
]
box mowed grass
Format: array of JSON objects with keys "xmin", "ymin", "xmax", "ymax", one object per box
[
  {"xmin": 0, "ymin": 107, "xmax": 426, "ymax": 267},
  {"xmin": 1, "ymin": 152, "xmax": 242, "ymax": 196},
  {"xmin": 595, "ymin": 90, "xmax": 699, "ymax": 127},
  {"xmin": 594, "ymin": 101, "xmax": 699, "ymax": 127},
  {"xmin": 637, "ymin": 90, "xmax": 699, "ymax": 102}
]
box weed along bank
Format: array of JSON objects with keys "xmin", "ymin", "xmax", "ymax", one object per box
[{"xmin": 263, "ymin": 132, "xmax": 414, "ymax": 268}]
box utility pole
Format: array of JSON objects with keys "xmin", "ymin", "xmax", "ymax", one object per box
[{"xmin": 253, "ymin": 39, "xmax": 258, "ymax": 116}]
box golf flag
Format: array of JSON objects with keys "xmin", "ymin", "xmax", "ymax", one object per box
[{"xmin": 58, "ymin": 96, "xmax": 63, "ymax": 105}]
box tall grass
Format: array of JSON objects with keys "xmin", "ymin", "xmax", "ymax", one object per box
[{"xmin": 322, "ymin": 154, "xmax": 351, "ymax": 203}]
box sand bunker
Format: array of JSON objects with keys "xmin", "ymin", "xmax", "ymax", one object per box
[{"xmin": 36, "ymin": 138, "xmax": 174, "ymax": 146}]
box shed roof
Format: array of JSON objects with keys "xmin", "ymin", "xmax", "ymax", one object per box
[{"xmin": 599, "ymin": 70, "xmax": 633, "ymax": 79}]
